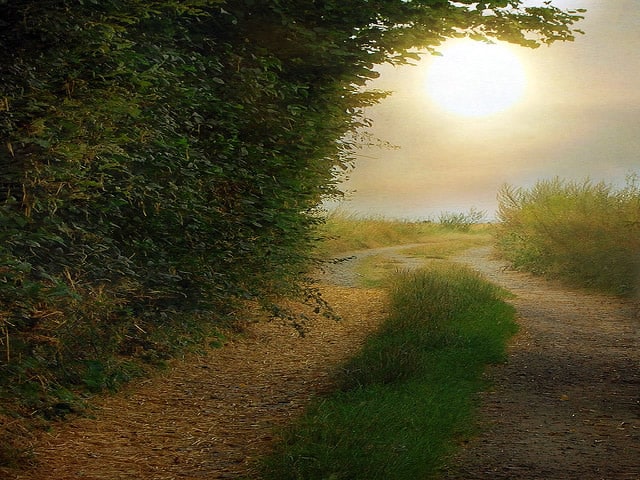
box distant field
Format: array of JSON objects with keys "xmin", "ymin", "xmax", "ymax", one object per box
[
  {"xmin": 319, "ymin": 175, "xmax": 640, "ymax": 297},
  {"xmin": 316, "ymin": 209, "xmax": 493, "ymax": 256}
]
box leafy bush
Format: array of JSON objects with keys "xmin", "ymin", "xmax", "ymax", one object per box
[
  {"xmin": 496, "ymin": 175, "xmax": 640, "ymax": 295},
  {"xmin": 0, "ymin": 1, "xmax": 362, "ymax": 424}
]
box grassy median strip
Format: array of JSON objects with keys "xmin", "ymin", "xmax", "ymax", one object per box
[{"xmin": 258, "ymin": 263, "xmax": 517, "ymax": 480}]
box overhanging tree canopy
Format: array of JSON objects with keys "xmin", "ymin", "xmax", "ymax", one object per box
[{"xmin": 0, "ymin": 0, "xmax": 582, "ymax": 365}]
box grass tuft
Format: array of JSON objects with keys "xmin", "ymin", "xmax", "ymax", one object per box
[{"xmin": 258, "ymin": 263, "xmax": 517, "ymax": 480}]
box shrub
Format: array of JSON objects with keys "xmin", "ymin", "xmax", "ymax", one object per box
[
  {"xmin": 438, "ymin": 208, "xmax": 486, "ymax": 232},
  {"xmin": 496, "ymin": 175, "xmax": 640, "ymax": 295}
]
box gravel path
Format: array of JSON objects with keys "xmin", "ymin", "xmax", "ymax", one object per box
[{"xmin": 444, "ymin": 246, "xmax": 640, "ymax": 479}]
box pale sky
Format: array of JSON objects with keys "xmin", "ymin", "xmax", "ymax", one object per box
[{"xmin": 329, "ymin": 1, "xmax": 640, "ymax": 220}]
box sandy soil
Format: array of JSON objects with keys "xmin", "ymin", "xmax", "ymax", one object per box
[{"xmin": 3, "ymin": 245, "xmax": 639, "ymax": 479}]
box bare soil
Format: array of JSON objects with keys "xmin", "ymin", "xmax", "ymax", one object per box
[
  {"xmin": 2, "ymin": 285, "xmax": 390, "ymax": 480},
  {"xmin": 3, "ymin": 245, "xmax": 639, "ymax": 479},
  {"xmin": 446, "ymin": 246, "xmax": 640, "ymax": 479}
]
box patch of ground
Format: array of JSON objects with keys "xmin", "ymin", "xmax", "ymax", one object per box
[
  {"xmin": 444, "ymin": 246, "xmax": 640, "ymax": 479},
  {"xmin": 3, "ymin": 245, "xmax": 639, "ymax": 479},
  {"xmin": 2, "ymin": 286, "xmax": 388, "ymax": 480}
]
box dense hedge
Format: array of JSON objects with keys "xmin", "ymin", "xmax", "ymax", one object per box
[{"xmin": 0, "ymin": 0, "xmax": 581, "ymax": 424}]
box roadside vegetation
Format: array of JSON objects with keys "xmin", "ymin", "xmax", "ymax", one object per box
[
  {"xmin": 496, "ymin": 175, "xmax": 640, "ymax": 296},
  {"xmin": 0, "ymin": 0, "xmax": 583, "ymax": 469},
  {"xmin": 258, "ymin": 263, "xmax": 517, "ymax": 480},
  {"xmin": 317, "ymin": 208, "xmax": 492, "ymax": 255}
]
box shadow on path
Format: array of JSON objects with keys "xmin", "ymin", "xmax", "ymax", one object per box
[{"xmin": 444, "ymin": 246, "xmax": 640, "ymax": 479}]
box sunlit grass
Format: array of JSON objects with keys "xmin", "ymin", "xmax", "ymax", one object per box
[
  {"xmin": 316, "ymin": 209, "xmax": 493, "ymax": 257},
  {"xmin": 258, "ymin": 264, "xmax": 517, "ymax": 480},
  {"xmin": 396, "ymin": 232, "xmax": 492, "ymax": 259},
  {"xmin": 350, "ymin": 230, "xmax": 494, "ymax": 288},
  {"xmin": 496, "ymin": 175, "xmax": 640, "ymax": 296}
]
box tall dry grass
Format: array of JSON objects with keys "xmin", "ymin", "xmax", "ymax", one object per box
[
  {"xmin": 496, "ymin": 175, "xmax": 640, "ymax": 296},
  {"xmin": 316, "ymin": 209, "xmax": 492, "ymax": 256}
]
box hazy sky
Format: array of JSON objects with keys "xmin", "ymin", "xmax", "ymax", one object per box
[{"xmin": 330, "ymin": 1, "xmax": 640, "ymax": 220}]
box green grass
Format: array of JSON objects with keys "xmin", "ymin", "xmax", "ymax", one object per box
[
  {"xmin": 496, "ymin": 175, "xmax": 640, "ymax": 296},
  {"xmin": 353, "ymin": 233, "xmax": 494, "ymax": 288},
  {"xmin": 258, "ymin": 263, "xmax": 517, "ymax": 480}
]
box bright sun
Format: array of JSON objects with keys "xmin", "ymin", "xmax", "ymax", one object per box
[{"xmin": 425, "ymin": 39, "xmax": 527, "ymax": 117}]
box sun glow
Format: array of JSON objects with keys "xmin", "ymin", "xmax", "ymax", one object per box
[{"xmin": 425, "ymin": 40, "xmax": 527, "ymax": 117}]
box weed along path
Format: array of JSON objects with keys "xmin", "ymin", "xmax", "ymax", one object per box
[
  {"xmin": 445, "ymin": 246, "xmax": 640, "ymax": 479},
  {"xmin": 4, "ymin": 244, "xmax": 639, "ymax": 479}
]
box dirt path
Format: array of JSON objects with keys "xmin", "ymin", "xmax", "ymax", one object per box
[
  {"xmin": 4, "ymin": 245, "xmax": 639, "ymax": 479},
  {"xmin": 4, "ymin": 286, "xmax": 389, "ymax": 480},
  {"xmin": 446, "ymin": 246, "xmax": 640, "ymax": 479},
  {"xmin": 316, "ymin": 243, "xmax": 429, "ymax": 286}
]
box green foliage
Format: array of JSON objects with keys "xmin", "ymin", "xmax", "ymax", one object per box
[
  {"xmin": 259, "ymin": 264, "xmax": 517, "ymax": 480},
  {"xmin": 0, "ymin": 0, "xmax": 583, "ymax": 462},
  {"xmin": 496, "ymin": 175, "xmax": 640, "ymax": 295}
]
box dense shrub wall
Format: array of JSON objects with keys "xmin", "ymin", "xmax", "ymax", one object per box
[{"xmin": 0, "ymin": 0, "xmax": 581, "ymax": 419}]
